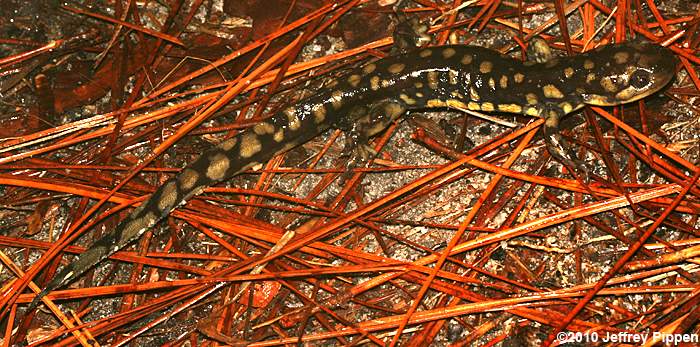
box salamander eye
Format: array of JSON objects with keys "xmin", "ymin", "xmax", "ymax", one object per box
[{"xmin": 630, "ymin": 70, "xmax": 651, "ymax": 89}]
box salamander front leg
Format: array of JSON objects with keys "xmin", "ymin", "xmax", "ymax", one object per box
[
  {"xmin": 391, "ymin": 2, "xmax": 430, "ymax": 54},
  {"xmin": 543, "ymin": 108, "xmax": 590, "ymax": 179},
  {"xmin": 340, "ymin": 133, "xmax": 377, "ymax": 168}
]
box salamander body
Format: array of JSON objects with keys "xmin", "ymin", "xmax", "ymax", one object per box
[{"xmin": 29, "ymin": 40, "xmax": 677, "ymax": 310}]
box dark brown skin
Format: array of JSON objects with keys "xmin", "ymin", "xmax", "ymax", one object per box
[{"xmin": 27, "ymin": 40, "xmax": 677, "ymax": 311}]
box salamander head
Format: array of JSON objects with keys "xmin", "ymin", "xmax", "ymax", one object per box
[{"xmin": 579, "ymin": 40, "xmax": 677, "ymax": 106}]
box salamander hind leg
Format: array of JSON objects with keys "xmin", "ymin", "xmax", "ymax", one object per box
[{"xmin": 391, "ymin": 4, "xmax": 430, "ymax": 54}]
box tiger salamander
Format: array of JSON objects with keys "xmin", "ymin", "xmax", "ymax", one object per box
[{"xmin": 28, "ymin": 39, "xmax": 676, "ymax": 310}]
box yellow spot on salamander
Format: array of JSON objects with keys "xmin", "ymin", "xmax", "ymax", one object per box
[
  {"xmin": 388, "ymin": 63, "xmax": 405, "ymax": 74},
  {"xmin": 544, "ymin": 113, "xmax": 559, "ymax": 126},
  {"xmin": 312, "ymin": 104, "xmax": 326, "ymax": 124},
  {"xmin": 414, "ymin": 82, "xmax": 423, "ymax": 89},
  {"xmin": 600, "ymin": 77, "xmax": 617, "ymax": 93},
  {"xmin": 615, "ymin": 86, "xmax": 637, "ymax": 101},
  {"xmin": 526, "ymin": 107, "xmax": 539, "ymax": 116},
  {"xmin": 564, "ymin": 67, "xmax": 574, "ymax": 79},
  {"xmin": 467, "ymin": 101, "xmax": 481, "ymax": 110},
  {"xmin": 498, "ymin": 104, "xmax": 522, "ymax": 113},
  {"xmin": 253, "ymin": 122, "xmax": 275, "ymax": 135},
  {"xmin": 178, "ymin": 168, "xmax": 199, "ymax": 190},
  {"xmin": 448, "ymin": 70, "xmax": 458, "ymax": 85},
  {"xmin": 543, "ymin": 84, "xmax": 564, "ymax": 99},
  {"xmin": 330, "ymin": 90, "xmax": 344, "ymax": 109},
  {"xmin": 400, "ymin": 93, "xmax": 417, "ymax": 105},
  {"xmin": 347, "ymin": 74, "xmax": 361, "ymax": 87},
  {"xmin": 614, "ymin": 51, "xmax": 629, "ymax": 64},
  {"xmin": 427, "ymin": 71, "xmax": 439, "ymax": 90},
  {"xmin": 157, "ymin": 181, "xmax": 178, "ymax": 211},
  {"xmin": 480, "ymin": 61, "xmax": 493, "ymax": 73},
  {"xmin": 469, "ymin": 87, "xmax": 480, "ymax": 101},
  {"xmin": 584, "ymin": 59, "xmax": 595, "ymax": 70},
  {"xmin": 415, "ymin": 92, "xmax": 424, "ymax": 98},
  {"xmin": 273, "ymin": 129, "xmax": 284, "ymax": 142},
  {"xmin": 442, "ymin": 48, "xmax": 456, "ymax": 58},
  {"xmin": 526, "ymin": 93, "xmax": 538, "ymax": 105},
  {"xmin": 284, "ymin": 107, "xmax": 301, "ymax": 130},
  {"xmin": 461, "ymin": 54, "xmax": 473, "ymax": 65},
  {"xmin": 427, "ymin": 99, "xmax": 446, "ymax": 107},
  {"xmin": 481, "ymin": 102, "xmax": 495, "ymax": 112},
  {"xmin": 363, "ymin": 63, "xmax": 376, "ymax": 74},
  {"xmin": 499, "ymin": 75, "xmax": 508, "ymax": 89},
  {"xmin": 217, "ymin": 137, "xmax": 238, "ymax": 151},
  {"xmin": 419, "ymin": 49, "xmax": 432, "ymax": 58},
  {"xmin": 450, "ymin": 91, "xmax": 464, "ymax": 99},
  {"xmin": 239, "ymin": 132, "xmax": 262, "ymax": 158},
  {"xmin": 441, "ymin": 99, "xmax": 463, "ymax": 109},
  {"xmin": 586, "ymin": 73, "xmax": 596, "ymax": 83},
  {"xmin": 559, "ymin": 102, "xmax": 573, "ymax": 114},
  {"xmin": 206, "ymin": 153, "xmax": 230, "ymax": 181},
  {"xmin": 488, "ymin": 77, "xmax": 496, "ymax": 90},
  {"xmin": 370, "ymin": 76, "xmax": 380, "ymax": 90},
  {"xmin": 121, "ymin": 217, "xmax": 150, "ymax": 244},
  {"xmin": 514, "ymin": 73, "xmax": 524, "ymax": 83},
  {"xmin": 584, "ymin": 94, "xmax": 610, "ymax": 105}
]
